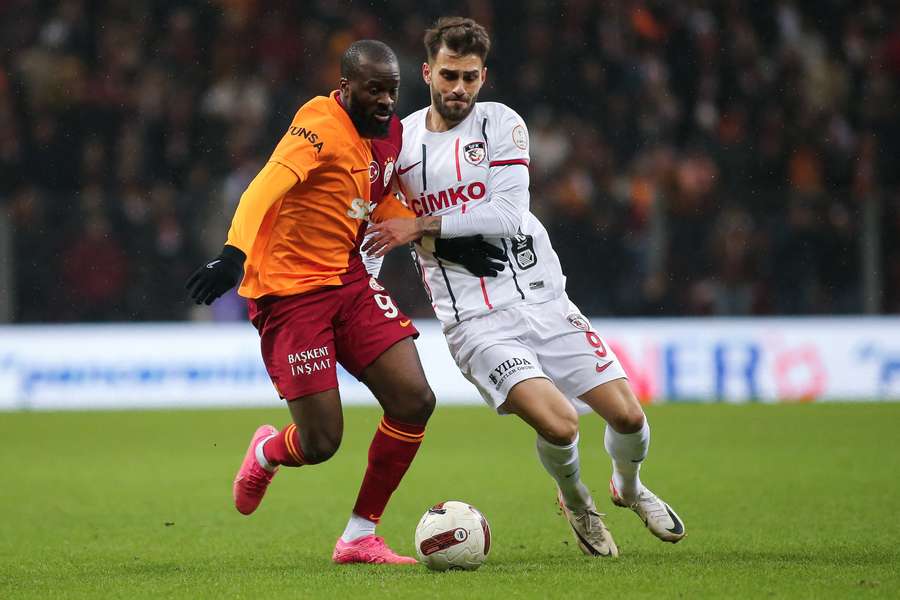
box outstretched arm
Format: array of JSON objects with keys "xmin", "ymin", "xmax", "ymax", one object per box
[
  {"xmin": 361, "ymin": 192, "xmax": 416, "ymax": 277},
  {"xmin": 361, "ymin": 164, "xmax": 529, "ymax": 257},
  {"xmin": 186, "ymin": 162, "xmax": 298, "ymax": 305},
  {"xmin": 225, "ymin": 162, "xmax": 299, "ymax": 254}
]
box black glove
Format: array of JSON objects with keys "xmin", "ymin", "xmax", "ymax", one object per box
[
  {"xmin": 186, "ymin": 245, "xmax": 246, "ymax": 305},
  {"xmin": 434, "ymin": 235, "xmax": 506, "ymax": 277}
]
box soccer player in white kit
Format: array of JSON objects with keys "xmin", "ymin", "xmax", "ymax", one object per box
[{"xmin": 364, "ymin": 17, "xmax": 686, "ymax": 556}]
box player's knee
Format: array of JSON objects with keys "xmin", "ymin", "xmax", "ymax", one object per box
[
  {"xmin": 609, "ymin": 406, "xmax": 645, "ymax": 434},
  {"xmin": 386, "ymin": 383, "xmax": 435, "ymax": 424},
  {"xmin": 416, "ymin": 386, "xmax": 436, "ymax": 421},
  {"xmin": 302, "ymin": 441, "xmax": 340, "ymax": 464}
]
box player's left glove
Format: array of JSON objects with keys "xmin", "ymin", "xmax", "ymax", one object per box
[
  {"xmin": 186, "ymin": 245, "xmax": 246, "ymax": 305},
  {"xmin": 433, "ymin": 235, "xmax": 507, "ymax": 277}
]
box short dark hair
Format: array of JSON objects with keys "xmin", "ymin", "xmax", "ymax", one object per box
[
  {"xmin": 340, "ymin": 39, "xmax": 397, "ymax": 79},
  {"xmin": 424, "ymin": 17, "xmax": 491, "ymax": 63}
]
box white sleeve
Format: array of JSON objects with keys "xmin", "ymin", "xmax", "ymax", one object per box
[
  {"xmin": 361, "ymin": 228, "xmax": 385, "ymax": 277},
  {"xmin": 440, "ymin": 106, "xmax": 531, "ymax": 238},
  {"xmin": 439, "ymin": 166, "xmax": 529, "ymax": 237}
]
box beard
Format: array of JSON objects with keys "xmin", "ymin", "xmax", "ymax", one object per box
[
  {"xmin": 346, "ymin": 92, "xmax": 392, "ymax": 139},
  {"xmin": 432, "ymin": 87, "xmax": 477, "ymax": 125}
]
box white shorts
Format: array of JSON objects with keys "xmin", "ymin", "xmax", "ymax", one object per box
[{"xmin": 444, "ymin": 294, "xmax": 627, "ymax": 414}]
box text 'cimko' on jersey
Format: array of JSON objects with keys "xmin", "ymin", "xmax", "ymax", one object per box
[{"xmin": 397, "ymin": 102, "xmax": 566, "ymax": 329}]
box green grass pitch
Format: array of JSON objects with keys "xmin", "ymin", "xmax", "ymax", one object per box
[{"xmin": 1, "ymin": 403, "xmax": 899, "ymax": 599}]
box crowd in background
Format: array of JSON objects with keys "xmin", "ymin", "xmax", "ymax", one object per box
[{"xmin": 3, "ymin": 0, "xmax": 900, "ymax": 322}]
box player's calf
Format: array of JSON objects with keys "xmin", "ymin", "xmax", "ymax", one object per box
[{"xmin": 295, "ymin": 429, "xmax": 341, "ymax": 465}]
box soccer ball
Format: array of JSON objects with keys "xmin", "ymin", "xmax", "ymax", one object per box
[{"xmin": 414, "ymin": 500, "xmax": 491, "ymax": 571}]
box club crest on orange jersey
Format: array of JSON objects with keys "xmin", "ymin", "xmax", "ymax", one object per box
[
  {"xmin": 464, "ymin": 142, "xmax": 485, "ymax": 165},
  {"xmin": 383, "ymin": 158, "xmax": 395, "ymax": 187}
]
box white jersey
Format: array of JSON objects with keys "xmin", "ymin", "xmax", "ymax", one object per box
[{"xmin": 398, "ymin": 102, "xmax": 566, "ymax": 330}]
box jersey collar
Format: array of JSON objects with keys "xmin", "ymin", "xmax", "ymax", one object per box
[{"xmin": 423, "ymin": 103, "xmax": 479, "ymax": 135}]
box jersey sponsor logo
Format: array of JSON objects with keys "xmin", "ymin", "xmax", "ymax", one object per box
[
  {"xmin": 368, "ymin": 277, "xmax": 385, "ymax": 291},
  {"xmin": 510, "ymin": 233, "xmax": 537, "ymax": 269},
  {"xmin": 409, "ymin": 182, "xmax": 487, "ymax": 216},
  {"xmin": 368, "ymin": 160, "xmax": 380, "ymax": 183},
  {"xmin": 287, "ymin": 345, "xmax": 333, "ymax": 376},
  {"xmin": 347, "ymin": 197, "xmax": 375, "ymax": 220},
  {"xmin": 566, "ymin": 313, "xmax": 591, "ymax": 331},
  {"xmin": 529, "ymin": 280, "xmax": 544, "ymax": 290},
  {"xmin": 397, "ymin": 161, "xmax": 421, "ymax": 175},
  {"xmin": 511, "ymin": 124, "xmax": 528, "ymax": 150},
  {"xmin": 488, "ymin": 357, "xmax": 536, "ymax": 388},
  {"xmin": 463, "ymin": 141, "xmax": 486, "ymax": 165},
  {"xmin": 287, "ymin": 126, "xmax": 324, "ymax": 152},
  {"xmin": 382, "ymin": 158, "xmax": 394, "ymax": 187}
]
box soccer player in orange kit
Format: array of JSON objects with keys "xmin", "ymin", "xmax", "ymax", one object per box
[{"xmin": 186, "ymin": 40, "xmax": 435, "ymax": 564}]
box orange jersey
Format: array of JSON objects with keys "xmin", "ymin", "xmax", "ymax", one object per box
[{"xmin": 226, "ymin": 91, "xmax": 413, "ymax": 299}]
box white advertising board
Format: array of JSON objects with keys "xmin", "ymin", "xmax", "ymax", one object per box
[{"xmin": 1, "ymin": 317, "xmax": 899, "ymax": 410}]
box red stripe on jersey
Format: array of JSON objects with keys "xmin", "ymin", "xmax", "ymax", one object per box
[
  {"xmin": 454, "ymin": 137, "xmax": 462, "ymax": 181},
  {"xmin": 479, "ymin": 277, "xmax": 493, "ymax": 310},
  {"xmin": 489, "ymin": 158, "xmax": 529, "ymax": 167}
]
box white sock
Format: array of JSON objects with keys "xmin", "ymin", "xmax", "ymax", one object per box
[
  {"xmin": 341, "ymin": 513, "xmax": 377, "ymax": 542},
  {"xmin": 535, "ymin": 433, "xmax": 592, "ymax": 510},
  {"xmin": 255, "ymin": 434, "xmax": 278, "ymax": 472},
  {"xmin": 604, "ymin": 419, "xmax": 650, "ymax": 504}
]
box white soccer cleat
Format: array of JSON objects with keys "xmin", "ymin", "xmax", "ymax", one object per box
[
  {"xmin": 557, "ymin": 489, "xmax": 619, "ymax": 557},
  {"xmin": 610, "ymin": 479, "xmax": 686, "ymax": 543}
]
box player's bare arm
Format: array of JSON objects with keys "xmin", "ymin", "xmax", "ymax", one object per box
[
  {"xmin": 362, "ymin": 213, "xmax": 504, "ymax": 277},
  {"xmin": 362, "ymin": 215, "xmax": 440, "ymax": 257},
  {"xmin": 364, "ymin": 159, "xmax": 528, "ymax": 257}
]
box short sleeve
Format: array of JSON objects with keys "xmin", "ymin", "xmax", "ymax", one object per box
[
  {"xmin": 269, "ymin": 105, "xmax": 329, "ymax": 182},
  {"xmin": 487, "ymin": 105, "xmax": 530, "ymax": 168}
]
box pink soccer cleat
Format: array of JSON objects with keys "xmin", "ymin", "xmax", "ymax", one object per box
[
  {"xmin": 332, "ymin": 535, "xmax": 418, "ymax": 565},
  {"xmin": 233, "ymin": 424, "xmax": 278, "ymax": 515}
]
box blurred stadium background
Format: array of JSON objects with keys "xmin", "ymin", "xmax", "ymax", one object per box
[
  {"xmin": 3, "ymin": 3, "xmax": 900, "ymax": 598},
  {"xmin": 2, "ymin": 0, "xmax": 900, "ymax": 409}
]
